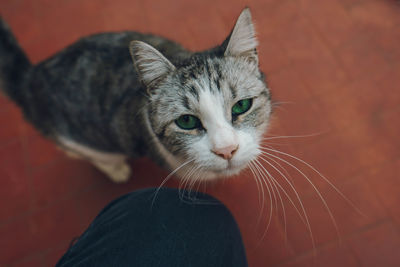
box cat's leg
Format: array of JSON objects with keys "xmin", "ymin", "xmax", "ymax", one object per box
[
  {"xmin": 57, "ymin": 137, "xmax": 131, "ymax": 183},
  {"xmin": 90, "ymin": 159, "xmax": 131, "ymax": 183}
]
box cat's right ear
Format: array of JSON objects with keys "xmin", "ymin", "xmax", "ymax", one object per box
[
  {"xmin": 129, "ymin": 41, "xmax": 175, "ymax": 91},
  {"xmin": 223, "ymin": 8, "xmax": 258, "ymax": 64}
]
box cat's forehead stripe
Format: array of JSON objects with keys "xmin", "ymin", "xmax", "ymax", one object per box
[{"xmin": 198, "ymin": 89, "xmax": 226, "ymax": 125}]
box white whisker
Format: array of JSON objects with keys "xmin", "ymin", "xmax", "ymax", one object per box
[
  {"xmin": 257, "ymin": 155, "xmax": 315, "ymax": 245},
  {"xmin": 258, "ymin": 156, "xmax": 308, "ymax": 225},
  {"xmin": 249, "ymin": 161, "xmax": 267, "ymax": 223},
  {"xmin": 152, "ymin": 158, "xmax": 195, "ymax": 206},
  {"xmin": 179, "ymin": 164, "xmax": 201, "ymax": 202},
  {"xmin": 254, "ymin": 158, "xmax": 287, "ymax": 242},
  {"xmin": 259, "ymin": 149, "xmax": 340, "ymax": 245},
  {"xmin": 255, "ymin": 160, "xmax": 278, "ymax": 214},
  {"xmin": 251, "ymin": 161, "xmax": 273, "ymax": 233},
  {"xmin": 262, "ymin": 132, "xmax": 326, "ymax": 141},
  {"xmin": 248, "ymin": 162, "xmax": 263, "ymax": 211},
  {"xmin": 261, "ymin": 146, "xmax": 364, "ymax": 217}
]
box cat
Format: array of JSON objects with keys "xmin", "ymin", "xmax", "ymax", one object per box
[{"xmin": 0, "ymin": 8, "xmax": 272, "ymax": 183}]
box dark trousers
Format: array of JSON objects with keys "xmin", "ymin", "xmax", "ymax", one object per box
[{"xmin": 56, "ymin": 188, "xmax": 248, "ymax": 267}]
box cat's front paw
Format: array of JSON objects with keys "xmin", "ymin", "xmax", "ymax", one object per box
[{"xmin": 107, "ymin": 162, "xmax": 132, "ymax": 183}]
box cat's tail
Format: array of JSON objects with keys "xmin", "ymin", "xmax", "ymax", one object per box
[{"xmin": 0, "ymin": 17, "xmax": 32, "ymax": 101}]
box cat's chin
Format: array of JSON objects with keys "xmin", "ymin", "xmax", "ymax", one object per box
[{"xmin": 196, "ymin": 163, "xmax": 247, "ymax": 181}]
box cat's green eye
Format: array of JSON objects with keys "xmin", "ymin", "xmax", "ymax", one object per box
[
  {"xmin": 232, "ymin": 98, "xmax": 253, "ymax": 116},
  {"xmin": 175, "ymin": 115, "xmax": 201, "ymax": 130}
]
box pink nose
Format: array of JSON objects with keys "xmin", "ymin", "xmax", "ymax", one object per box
[{"xmin": 212, "ymin": 144, "xmax": 239, "ymax": 160}]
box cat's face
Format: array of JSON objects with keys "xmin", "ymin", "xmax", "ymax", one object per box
[
  {"xmin": 130, "ymin": 8, "xmax": 271, "ymax": 180},
  {"xmin": 148, "ymin": 57, "xmax": 270, "ymax": 179}
]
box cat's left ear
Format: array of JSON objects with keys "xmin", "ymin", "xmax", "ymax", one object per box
[
  {"xmin": 129, "ymin": 41, "xmax": 175, "ymax": 91},
  {"xmin": 224, "ymin": 8, "xmax": 258, "ymax": 64}
]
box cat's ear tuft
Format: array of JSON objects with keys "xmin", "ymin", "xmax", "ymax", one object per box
[
  {"xmin": 224, "ymin": 8, "xmax": 258, "ymax": 64},
  {"xmin": 129, "ymin": 41, "xmax": 175, "ymax": 90}
]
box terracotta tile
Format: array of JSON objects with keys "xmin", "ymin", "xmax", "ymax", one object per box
[
  {"xmin": 315, "ymin": 76, "xmax": 392, "ymax": 131},
  {"xmin": 24, "ymin": 0, "xmax": 118, "ymax": 63},
  {"xmin": 0, "ymin": 94, "xmax": 16, "ymax": 112},
  {"xmin": 316, "ymin": 87, "xmax": 366, "ymax": 131},
  {"xmin": 276, "ymin": 15, "xmax": 349, "ymax": 92},
  {"xmin": 299, "ymin": 0, "xmax": 358, "ymax": 48},
  {"xmin": 274, "ymin": 100, "xmax": 333, "ymax": 142},
  {"xmin": 373, "ymin": 27, "xmax": 400, "ymax": 62},
  {"xmin": 18, "ymin": 118, "xmax": 40, "ymax": 139},
  {"xmin": 349, "ymin": 221, "xmax": 400, "ymax": 267},
  {"xmin": 246, "ymin": 218, "xmax": 294, "ymax": 266},
  {"xmin": 338, "ymin": 0, "xmax": 367, "ymax": 9},
  {"xmin": 335, "ymin": 34, "xmax": 391, "ymax": 83},
  {"xmin": 313, "ymin": 96, "xmax": 399, "ymax": 177},
  {"xmin": 277, "ymin": 192, "xmax": 336, "ymax": 254},
  {"xmin": 292, "ymin": 136, "xmax": 360, "ymax": 186},
  {"xmin": 343, "ymin": 124, "xmax": 399, "ymax": 168},
  {"xmin": 0, "ymin": 199, "xmax": 83, "ymax": 264},
  {"xmin": 371, "ymin": 69, "xmax": 400, "ymax": 110},
  {"xmin": 0, "ymin": 105, "xmax": 23, "ymax": 147},
  {"xmin": 258, "ymin": 32, "xmax": 291, "ymax": 74},
  {"xmin": 268, "ymin": 66, "xmax": 314, "ymax": 104},
  {"xmin": 326, "ymin": 175, "xmax": 388, "ymax": 234},
  {"xmin": 25, "ymin": 135, "xmax": 65, "ymax": 169},
  {"xmin": 10, "ymin": 254, "xmax": 44, "ymax": 267},
  {"xmin": 42, "ymin": 241, "xmax": 70, "ymax": 267},
  {"xmin": 249, "ymin": 0, "xmax": 301, "ymax": 36},
  {"xmin": 0, "ymin": 141, "xmax": 32, "ymax": 222},
  {"xmin": 214, "ymin": 0, "xmax": 249, "ymax": 29},
  {"xmin": 100, "ymin": 0, "xmax": 150, "ymax": 32},
  {"xmin": 185, "ymin": 12, "xmax": 227, "ymax": 51},
  {"xmin": 366, "ymin": 159, "xmax": 400, "ymax": 226},
  {"xmin": 279, "ymin": 172, "xmax": 387, "ymax": 255},
  {"xmin": 349, "ymin": 1, "xmax": 400, "ymax": 32},
  {"xmin": 0, "ymin": 1, "xmax": 42, "ymax": 48},
  {"xmin": 276, "ymin": 15, "xmax": 323, "ymax": 62},
  {"xmin": 30, "ymin": 158, "xmax": 101, "ymax": 209},
  {"xmin": 371, "ymin": 107, "xmax": 400, "ymax": 144},
  {"xmin": 281, "ymin": 242, "xmax": 359, "ymax": 267},
  {"xmin": 142, "ymin": 1, "xmax": 225, "ymax": 50},
  {"xmin": 318, "ymin": 74, "xmax": 400, "ymax": 156}
]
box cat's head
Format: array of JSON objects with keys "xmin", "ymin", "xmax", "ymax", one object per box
[{"xmin": 130, "ymin": 8, "xmax": 271, "ymax": 180}]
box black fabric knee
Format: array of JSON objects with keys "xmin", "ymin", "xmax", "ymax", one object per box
[{"xmin": 56, "ymin": 188, "xmax": 248, "ymax": 267}]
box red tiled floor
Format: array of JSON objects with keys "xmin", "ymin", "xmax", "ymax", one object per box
[
  {"xmin": 268, "ymin": 66, "xmax": 315, "ymax": 104},
  {"xmin": 0, "ymin": 140, "xmax": 32, "ymax": 222},
  {"xmin": 348, "ymin": 0, "xmax": 400, "ymax": 32},
  {"xmin": 42, "ymin": 241, "xmax": 70, "ymax": 267},
  {"xmin": 300, "ymin": 0, "xmax": 357, "ymax": 49},
  {"xmin": 348, "ymin": 221, "xmax": 400, "ymax": 267},
  {"xmin": 280, "ymin": 242, "xmax": 359, "ymax": 267},
  {"xmin": 11, "ymin": 255, "xmax": 44, "ymax": 267},
  {"xmin": 275, "ymin": 13, "xmax": 349, "ymax": 92},
  {"xmin": 1, "ymin": 0, "xmax": 399, "ymax": 266},
  {"xmin": 334, "ymin": 33, "xmax": 392, "ymax": 83},
  {"xmin": 279, "ymin": 172, "xmax": 388, "ymax": 255},
  {"xmin": 25, "ymin": 135, "xmax": 66, "ymax": 169},
  {"xmin": 0, "ymin": 198, "xmax": 83, "ymax": 264},
  {"xmin": 366, "ymin": 159, "xmax": 400, "ymax": 227},
  {"xmin": 30, "ymin": 158, "xmax": 101, "ymax": 209},
  {"xmin": 0, "ymin": 104, "xmax": 25, "ymax": 147}
]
